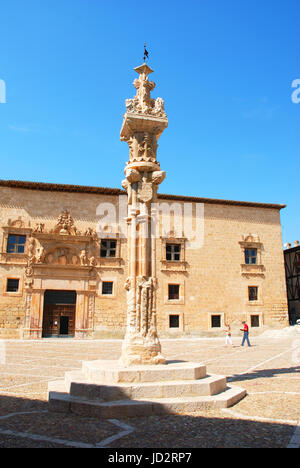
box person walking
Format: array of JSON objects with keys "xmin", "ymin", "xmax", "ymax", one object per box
[
  {"xmin": 240, "ymin": 321, "xmax": 251, "ymax": 347},
  {"xmin": 225, "ymin": 323, "xmax": 233, "ymax": 346}
]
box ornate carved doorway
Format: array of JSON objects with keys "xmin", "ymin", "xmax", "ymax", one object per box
[{"xmin": 42, "ymin": 290, "xmax": 76, "ymax": 337}]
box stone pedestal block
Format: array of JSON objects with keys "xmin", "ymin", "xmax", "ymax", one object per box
[{"xmin": 48, "ymin": 359, "xmax": 246, "ymax": 418}]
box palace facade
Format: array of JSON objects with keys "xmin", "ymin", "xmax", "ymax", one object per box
[
  {"xmin": 0, "ymin": 62, "xmax": 289, "ymax": 339},
  {"xmin": 0, "ymin": 179, "xmax": 289, "ymax": 339}
]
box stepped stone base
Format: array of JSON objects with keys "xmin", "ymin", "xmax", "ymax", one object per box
[{"xmin": 48, "ymin": 360, "xmax": 246, "ymax": 418}]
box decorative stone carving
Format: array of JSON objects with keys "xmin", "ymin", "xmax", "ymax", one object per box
[
  {"xmin": 27, "ymin": 237, "xmax": 35, "ymax": 256},
  {"xmin": 25, "ymin": 237, "xmax": 35, "ymax": 276},
  {"xmin": 124, "ymin": 64, "xmax": 167, "ymax": 118},
  {"xmin": 88, "ymin": 294, "xmax": 95, "ymax": 331},
  {"xmin": 137, "ymin": 180, "xmax": 153, "ymax": 203},
  {"xmin": 125, "ymin": 168, "xmax": 141, "ymax": 183},
  {"xmin": 24, "ymin": 292, "xmax": 32, "ymax": 328},
  {"xmin": 84, "ymin": 227, "xmax": 96, "ymax": 237},
  {"xmin": 55, "ymin": 210, "xmax": 76, "ymax": 235},
  {"xmin": 80, "ymin": 249, "xmax": 88, "ymax": 266},
  {"xmin": 243, "ymin": 234, "xmax": 260, "ymax": 243},
  {"xmin": 137, "ymin": 276, "xmax": 154, "ymax": 336},
  {"xmin": 36, "ymin": 246, "xmax": 45, "ymax": 264},
  {"xmin": 138, "ymin": 133, "xmax": 155, "ymax": 162},
  {"xmin": 151, "ymin": 170, "xmax": 166, "ymax": 185},
  {"xmin": 34, "ymin": 223, "xmax": 44, "ymax": 233},
  {"xmin": 124, "ymin": 276, "xmax": 132, "ymax": 291},
  {"xmin": 153, "ymin": 97, "xmax": 166, "ymax": 117},
  {"xmin": 119, "ymin": 62, "xmax": 168, "ymax": 366},
  {"xmin": 25, "ymin": 256, "xmax": 34, "ymax": 277},
  {"xmin": 127, "ymin": 133, "xmax": 158, "ymax": 164},
  {"xmin": 44, "ymin": 247, "xmax": 80, "ymax": 266},
  {"xmin": 24, "ymin": 277, "xmax": 33, "ymax": 290},
  {"xmin": 8, "ymin": 218, "xmax": 25, "ymax": 228}
]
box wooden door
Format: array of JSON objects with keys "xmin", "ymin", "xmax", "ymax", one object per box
[{"xmin": 42, "ymin": 304, "xmax": 75, "ymax": 337}]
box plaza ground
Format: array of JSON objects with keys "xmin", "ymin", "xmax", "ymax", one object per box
[{"xmin": 0, "ymin": 328, "xmax": 299, "ymax": 448}]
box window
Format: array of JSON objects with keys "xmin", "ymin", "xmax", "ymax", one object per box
[
  {"xmin": 166, "ymin": 244, "xmax": 181, "ymax": 261},
  {"xmin": 169, "ymin": 315, "xmax": 180, "ymax": 328},
  {"xmin": 100, "ymin": 240, "xmax": 116, "ymax": 258},
  {"xmin": 248, "ymin": 286, "xmax": 258, "ymax": 301},
  {"xmin": 6, "ymin": 278, "xmax": 19, "ymax": 292},
  {"xmin": 102, "ymin": 281, "xmax": 113, "ymax": 295},
  {"xmin": 211, "ymin": 315, "xmax": 221, "ymax": 328},
  {"xmin": 168, "ymin": 284, "xmax": 180, "ymax": 300},
  {"xmin": 245, "ymin": 248, "xmax": 257, "ymax": 265},
  {"xmin": 6, "ymin": 235, "xmax": 26, "ymax": 254},
  {"xmin": 251, "ymin": 315, "xmax": 260, "ymax": 327}
]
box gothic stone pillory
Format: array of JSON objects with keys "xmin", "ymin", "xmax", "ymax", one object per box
[
  {"xmin": 47, "ymin": 61, "xmax": 248, "ymax": 415},
  {"xmin": 120, "ymin": 63, "xmax": 168, "ymax": 366}
]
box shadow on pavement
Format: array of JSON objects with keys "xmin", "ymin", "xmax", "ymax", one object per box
[{"xmin": 0, "ymin": 393, "xmax": 296, "ymax": 448}]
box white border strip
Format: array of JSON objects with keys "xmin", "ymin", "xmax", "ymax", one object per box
[
  {"xmin": 96, "ymin": 419, "xmax": 135, "ymax": 448},
  {"xmin": 0, "ymin": 411, "xmax": 135, "ymax": 448}
]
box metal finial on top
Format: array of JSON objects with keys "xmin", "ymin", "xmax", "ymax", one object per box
[{"xmin": 143, "ymin": 43, "xmax": 149, "ymax": 62}]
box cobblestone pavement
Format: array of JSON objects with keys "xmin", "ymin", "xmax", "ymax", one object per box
[{"xmin": 0, "ymin": 329, "xmax": 299, "ymax": 448}]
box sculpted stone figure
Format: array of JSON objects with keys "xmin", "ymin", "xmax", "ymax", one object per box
[
  {"xmin": 36, "ymin": 246, "xmax": 45, "ymax": 264},
  {"xmin": 55, "ymin": 210, "xmax": 75, "ymax": 235},
  {"xmin": 27, "ymin": 237, "xmax": 35, "ymax": 256},
  {"xmin": 153, "ymin": 97, "xmax": 166, "ymax": 117},
  {"xmin": 25, "ymin": 256, "xmax": 34, "ymax": 277},
  {"xmin": 80, "ymin": 249, "xmax": 88, "ymax": 266},
  {"xmin": 85, "ymin": 227, "xmax": 96, "ymax": 237},
  {"xmin": 34, "ymin": 223, "xmax": 44, "ymax": 233}
]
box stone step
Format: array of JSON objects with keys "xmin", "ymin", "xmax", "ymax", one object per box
[
  {"xmin": 81, "ymin": 360, "xmax": 207, "ymax": 384},
  {"xmin": 48, "ymin": 360, "xmax": 246, "ymax": 418},
  {"xmin": 60, "ymin": 373, "xmax": 227, "ymax": 400},
  {"xmin": 48, "ymin": 380, "xmax": 68, "ymax": 394},
  {"xmin": 48, "ymin": 385, "xmax": 246, "ymax": 418},
  {"xmin": 64, "ymin": 370, "xmax": 87, "ymax": 389}
]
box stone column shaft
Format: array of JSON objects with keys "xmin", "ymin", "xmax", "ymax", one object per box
[{"xmin": 119, "ymin": 62, "xmax": 168, "ymax": 366}]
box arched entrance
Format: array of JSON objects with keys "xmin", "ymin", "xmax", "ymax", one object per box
[{"xmin": 42, "ymin": 290, "xmax": 76, "ymax": 337}]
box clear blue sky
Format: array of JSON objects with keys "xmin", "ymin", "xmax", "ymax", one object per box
[{"xmin": 0, "ymin": 0, "xmax": 299, "ymax": 245}]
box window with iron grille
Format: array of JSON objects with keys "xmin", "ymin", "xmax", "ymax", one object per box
[
  {"xmin": 6, "ymin": 278, "xmax": 19, "ymax": 292},
  {"xmin": 211, "ymin": 315, "xmax": 221, "ymax": 328},
  {"xmin": 245, "ymin": 248, "xmax": 257, "ymax": 264},
  {"xmin": 248, "ymin": 286, "xmax": 258, "ymax": 301},
  {"xmin": 102, "ymin": 281, "xmax": 113, "ymax": 295},
  {"xmin": 166, "ymin": 244, "xmax": 181, "ymax": 261},
  {"xmin": 6, "ymin": 234, "xmax": 26, "ymax": 254},
  {"xmin": 168, "ymin": 284, "xmax": 180, "ymax": 300},
  {"xmin": 169, "ymin": 315, "xmax": 180, "ymax": 328},
  {"xmin": 100, "ymin": 240, "xmax": 116, "ymax": 258},
  {"xmin": 251, "ymin": 315, "xmax": 260, "ymax": 327}
]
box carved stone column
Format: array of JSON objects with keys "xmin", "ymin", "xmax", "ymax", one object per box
[{"xmin": 119, "ymin": 63, "xmax": 168, "ymax": 366}]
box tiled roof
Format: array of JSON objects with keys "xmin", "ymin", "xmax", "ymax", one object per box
[{"xmin": 0, "ymin": 179, "xmax": 286, "ymax": 210}]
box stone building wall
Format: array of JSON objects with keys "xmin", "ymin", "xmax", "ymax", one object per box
[
  {"xmin": 0, "ymin": 182, "xmax": 289, "ymax": 339},
  {"xmin": 156, "ymin": 201, "xmax": 288, "ymax": 336}
]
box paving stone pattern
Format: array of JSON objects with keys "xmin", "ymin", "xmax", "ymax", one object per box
[{"xmin": 0, "ymin": 330, "xmax": 299, "ymax": 448}]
